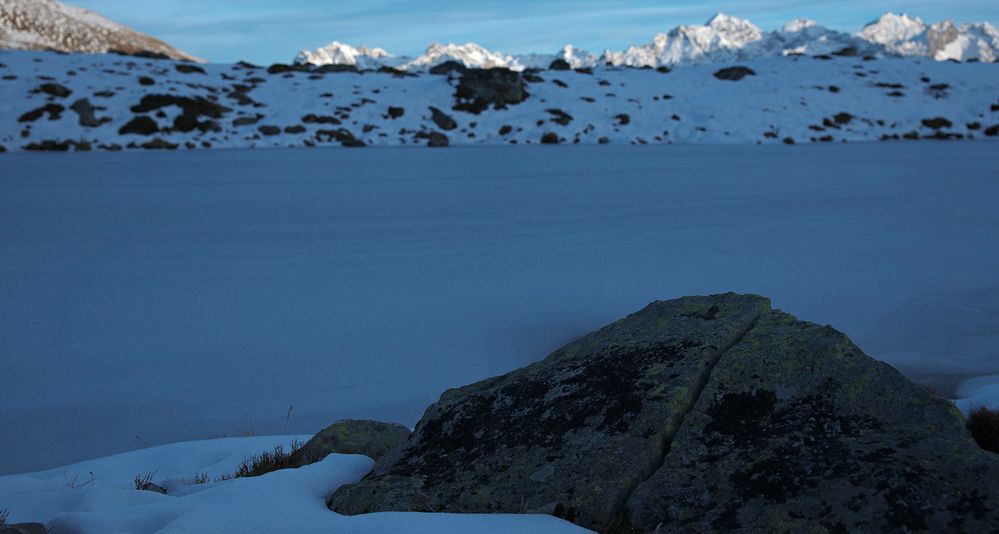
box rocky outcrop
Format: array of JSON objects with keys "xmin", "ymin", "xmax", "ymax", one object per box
[
  {"xmin": 328, "ymin": 294, "xmax": 999, "ymax": 533},
  {"xmin": 453, "ymin": 68, "xmax": 528, "ymax": 114},
  {"xmin": 290, "ymin": 419, "xmax": 411, "ymax": 467}
]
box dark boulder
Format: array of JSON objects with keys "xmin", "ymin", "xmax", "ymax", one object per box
[
  {"xmin": 257, "ymin": 125, "xmax": 281, "ymax": 136},
  {"xmin": 138, "ymin": 76, "xmax": 155, "ymax": 86},
  {"xmin": 426, "ymin": 131, "xmax": 449, "ymax": 147},
  {"xmin": 386, "ymin": 106, "xmax": 405, "ymax": 119},
  {"xmin": 545, "ymin": 109, "xmax": 573, "ymax": 126},
  {"xmin": 119, "ymin": 116, "xmax": 159, "ymax": 135},
  {"xmin": 714, "ymin": 66, "xmax": 756, "ymax": 81},
  {"xmin": 23, "ymin": 140, "xmax": 72, "ymax": 151},
  {"xmin": 429, "ymin": 107, "xmax": 457, "ymax": 131},
  {"xmin": 548, "ymin": 59, "xmax": 571, "ymax": 71},
  {"xmin": 314, "ymin": 64, "xmax": 359, "ymax": 74},
  {"xmin": 453, "ymin": 68, "xmax": 528, "ymax": 114},
  {"xmin": 36, "ymin": 82, "xmax": 71, "ymax": 98},
  {"xmin": 328, "ymin": 294, "xmax": 999, "ymax": 533}
]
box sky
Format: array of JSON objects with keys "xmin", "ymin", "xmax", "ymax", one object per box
[{"xmin": 71, "ymin": 0, "xmax": 999, "ymax": 64}]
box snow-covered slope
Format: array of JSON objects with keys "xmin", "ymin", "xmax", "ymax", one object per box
[
  {"xmin": 293, "ymin": 41, "xmax": 399, "ymax": 70},
  {"xmin": 0, "ymin": 436, "xmax": 588, "ymax": 533},
  {"xmin": 1, "ymin": 48, "xmax": 997, "ymax": 153},
  {"xmin": 297, "ymin": 12, "xmax": 999, "ymax": 71},
  {"xmin": 0, "ymin": 0, "xmax": 199, "ymax": 61}
]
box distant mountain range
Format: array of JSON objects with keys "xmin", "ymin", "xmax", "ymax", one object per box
[
  {"xmin": 0, "ymin": 0, "xmax": 199, "ymax": 61},
  {"xmin": 297, "ymin": 12, "xmax": 999, "ymax": 71}
]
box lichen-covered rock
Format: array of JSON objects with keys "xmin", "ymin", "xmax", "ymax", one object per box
[
  {"xmin": 327, "ymin": 294, "xmax": 999, "ymax": 532},
  {"xmin": 328, "ymin": 294, "xmax": 769, "ymax": 529},
  {"xmin": 290, "ymin": 419, "xmax": 411, "ymax": 467}
]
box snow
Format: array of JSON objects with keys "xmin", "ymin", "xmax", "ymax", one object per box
[
  {"xmin": 2, "ymin": 49, "xmax": 998, "ymax": 153},
  {"xmin": 859, "ymin": 13, "xmax": 928, "ymax": 46},
  {"xmin": 955, "ymin": 375, "xmax": 999, "ymax": 413},
  {"xmin": 1, "ymin": 141, "xmax": 998, "ymax": 476},
  {"xmin": 0, "ymin": 436, "xmax": 588, "ymax": 533}
]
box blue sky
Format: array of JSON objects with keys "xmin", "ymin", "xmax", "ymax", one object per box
[{"xmin": 72, "ymin": 0, "xmax": 999, "ymax": 64}]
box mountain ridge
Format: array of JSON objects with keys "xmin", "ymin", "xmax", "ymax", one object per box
[{"xmin": 297, "ymin": 12, "xmax": 999, "ymax": 71}]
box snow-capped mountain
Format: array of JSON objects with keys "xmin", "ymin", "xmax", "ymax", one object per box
[
  {"xmin": 293, "ymin": 41, "xmax": 400, "ymax": 70},
  {"xmin": 400, "ymin": 42, "xmax": 521, "ymax": 71},
  {"xmin": 0, "ymin": 0, "xmax": 199, "ymax": 61},
  {"xmin": 296, "ymin": 12, "xmax": 997, "ymax": 71}
]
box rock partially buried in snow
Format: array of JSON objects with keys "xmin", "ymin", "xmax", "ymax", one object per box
[
  {"xmin": 327, "ymin": 294, "xmax": 999, "ymax": 532},
  {"xmin": 453, "ymin": 68, "xmax": 528, "ymax": 114},
  {"xmin": 714, "ymin": 66, "xmax": 757, "ymax": 81},
  {"xmin": 289, "ymin": 419, "xmax": 411, "ymax": 467}
]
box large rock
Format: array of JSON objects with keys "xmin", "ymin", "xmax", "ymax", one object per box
[
  {"xmin": 289, "ymin": 419, "xmax": 411, "ymax": 467},
  {"xmin": 327, "ymin": 294, "xmax": 999, "ymax": 532},
  {"xmin": 453, "ymin": 68, "xmax": 528, "ymax": 114}
]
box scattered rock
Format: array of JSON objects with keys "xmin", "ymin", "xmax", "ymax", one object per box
[
  {"xmin": 70, "ymin": 98, "xmax": 110, "ymax": 127},
  {"xmin": 922, "ymin": 117, "xmax": 953, "ymax": 130},
  {"xmin": 656, "ymin": 66, "xmax": 671, "ymax": 74},
  {"xmin": 141, "ymin": 138, "xmax": 178, "ymax": 149},
  {"xmin": 984, "ymin": 125, "xmax": 998, "ymax": 137},
  {"xmin": 175, "ymin": 64, "xmax": 206, "ymax": 75},
  {"xmin": 284, "ymin": 125, "xmax": 306, "ymax": 134},
  {"xmin": 23, "ymin": 140, "xmax": 72, "ymax": 151},
  {"xmin": 832, "ymin": 46, "xmax": 859, "ymax": 57},
  {"xmin": 782, "ymin": 137, "xmax": 795, "ymax": 145},
  {"xmin": 314, "ymin": 64, "xmax": 359, "ymax": 73},
  {"xmin": 574, "ymin": 67, "xmax": 593, "ymax": 75},
  {"xmin": 387, "ymin": 106, "xmax": 405, "ymax": 119},
  {"xmin": 289, "ymin": 420, "xmax": 412, "ymax": 467},
  {"xmin": 546, "ymin": 108, "xmax": 573, "ymax": 126},
  {"xmin": 138, "ymin": 76, "xmax": 155, "ymax": 86},
  {"xmin": 258, "ymin": 125, "xmax": 281, "ymax": 136},
  {"xmin": 614, "ymin": 114, "xmax": 630, "ymax": 126},
  {"xmin": 453, "ymin": 68, "xmax": 528, "ymax": 114},
  {"xmin": 118, "ymin": 116, "xmax": 159, "ymax": 135},
  {"xmin": 598, "ymin": 136, "xmax": 609, "ymax": 144},
  {"xmin": 833, "ymin": 112, "xmax": 854, "ymax": 125},
  {"xmin": 302, "ymin": 114, "xmax": 341, "ymax": 125},
  {"xmin": 429, "ymin": 107, "xmax": 457, "ymax": 131},
  {"xmin": 18, "ymin": 104, "xmax": 64, "ymax": 122},
  {"xmin": 327, "ymin": 294, "xmax": 999, "ymax": 532},
  {"xmin": 36, "ymin": 82, "xmax": 71, "ymax": 98},
  {"xmin": 341, "ymin": 139, "xmax": 366, "ymax": 147},
  {"xmin": 429, "ymin": 61, "xmax": 467, "ymax": 75},
  {"xmin": 540, "ymin": 132, "xmax": 559, "ymax": 144},
  {"xmin": 232, "ymin": 115, "xmax": 263, "ymax": 126},
  {"xmin": 548, "ymin": 59, "xmax": 571, "ymax": 71},
  {"xmin": 267, "ymin": 63, "xmax": 309, "ymax": 75},
  {"xmin": 713, "ymin": 66, "xmax": 756, "ymax": 81},
  {"xmin": 498, "ymin": 125, "xmax": 512, "ymax": 136},
  {"xmin": 426, "ymin": 131, "xmax": 449, "ymax": 147},
  {"xmin": 967, "ymin": 122, "xmax": 981, "ymax": 130}
]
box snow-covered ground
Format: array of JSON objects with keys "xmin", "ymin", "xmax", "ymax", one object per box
[
  {"xmin": 1, "ymin": 48, "xmax": 997, "ymax": 152},
  {"xmin": 0, "ymin": 435, "xmax": 588, "ymax": 532},
  {"xmin": 1, "ymin": 142, "xmax": 998, "ymax": 477}
]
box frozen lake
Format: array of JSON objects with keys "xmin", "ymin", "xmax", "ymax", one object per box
[{"xmin": 2, "ymin": 142, "xmax": 998, "ymax": 474}]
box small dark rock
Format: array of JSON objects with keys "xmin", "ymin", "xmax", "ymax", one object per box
[
  {"xmin": 833, "ymin": 112, "xmax": 854, "ymax": 125},
  {"xmin": 498, "ymin": 125, "xmax": 512, "ymax": 136},
  {"xmin": 175, "ymin": 64, "xmax": 206, "ymax": 75},
  {"xmin": 284, "ymin": 125, "xmax": 306, "ymax": 134},
  {"xmin": 427, "ymin": 131, "xmax": 449, "ymax": 147},
  {"xmin": 258, "ymin": 125, "xmax": 281, "ymax": 136},
  {"xmin": 23, "ymin": 140, "xmax": 72, "ymax": 151},
  {"xmin": 546, "ymin": 108, "xmax": 573, "ymax": 126},
  {"xmin": 387, "ymin": 106, "xmax": 405, "ymax": 119},
  {"xmin": 921, "ymin": 117, "xmax": 953, "ymax": 130},
  {"xmin": 614, "ymin": 114, "xmax": 630, "ymax": 126},
  {"xmin": 983, "ymin": 125, "xmax": 998, "ymax": 137},
  {"xmin": 302, "ymin": 114, "xmax": 341, "ymax": 124},
  {"xmin": 141, "ymin": 138, "xmax": 178, "ymax": 149},
  {"xmin": 232, "ymin": 115, "xmax": 263, "ymax": 126},
  {"xmin": 540, "ymin": 132, "xmax": 560, "ymax": 144},
  {"xmin": 656, "ymin": 66, "xmax": 671, "ymax": 74},
  {"xmin": 70, "ymin": 98, "xmax": 110, "ymax": 127},
  {"xmin": 713, "ymin": 66, "xmax": 756, "ymax": 81},
  {"xmin": 429, "ymin": 106, "xmax": 457, "ymax": 131},
  {"xmin": 138, "ymin": 76, "xmax": 155, "ymax": 86}
]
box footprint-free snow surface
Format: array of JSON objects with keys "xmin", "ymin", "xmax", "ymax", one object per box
[
  {"xmin": 1, "ymin": 142, "xmax": 998, "ymax": 475},
  {"xmin": 1, "ymin": 49, "xmax": 998, "ymax": 152}
]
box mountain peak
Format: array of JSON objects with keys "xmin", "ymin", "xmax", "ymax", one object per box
[{"xmin": 859, "ymin": 12, "xmax": 927, "ymax": 45}]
